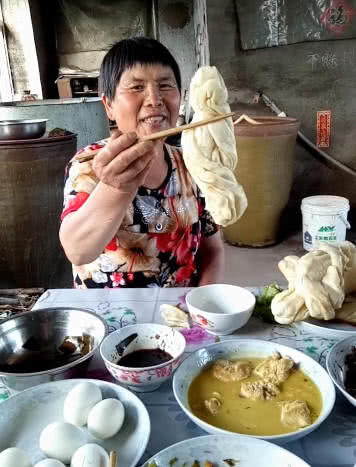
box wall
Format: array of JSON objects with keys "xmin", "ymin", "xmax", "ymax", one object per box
[
  {"xmin": 53, "ymin": 0, "xmax": 197, "ymax": 111},
  {"xmin": 55, "ymin": 0, "xmax": 151, "ymax": 72},
  {"xmin": 206, "ymin": 0, "xmax": 356, "ymax": 215},
  {"xmin": 156, "ymin": 0, "xmax": 196, "ymax": 100}
]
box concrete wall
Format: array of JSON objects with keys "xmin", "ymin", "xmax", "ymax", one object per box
[
  {"xmin": 206, "ymin": 0, "xmax": 356, "ymax": 213},
  {"xmin": 156, "ymin": 0, "xmax": 196, "ymax": 98},
  {"xmin": 54, "ymin": 0, "xmax": 150, "ymax": 72},
  {"xmin": 53, "ymin": 0, "xmax": 197, "ymax": 112}
]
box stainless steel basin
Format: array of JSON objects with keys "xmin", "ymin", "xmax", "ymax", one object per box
[
  {"xmin": 0, "ymin": 307, "xmax": 108, "ymax": 393},
  {"xmin": 0, "ymin": 119, "xmax": 48, "ymax": 140}
]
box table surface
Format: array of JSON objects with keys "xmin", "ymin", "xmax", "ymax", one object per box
[{"xmin": 2, "ymin": 287, "xmax": 356, "ymax": 467}]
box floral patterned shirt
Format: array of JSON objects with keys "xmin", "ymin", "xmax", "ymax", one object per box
[{"xmin": 61, "ymin": 141, "xmax": 218, "ymax": 288}]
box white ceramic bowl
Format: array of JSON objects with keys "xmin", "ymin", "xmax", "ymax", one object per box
[
  {"xmin": 100, "ymin": 323, "xmax": 186, "ymax": 392},
  {"xmin": 0, "ymin": 378, "xmax": 150, "ymax": 467},
  {"xmin": 141, "ymin": 434, "xmax": 310, "ymax": 467},
  {"xmin": 326, "ymin": 335, "xmax": 356, "ymax": 408},
  {"xmin": 186, "ymin": 284, "xmax": 256, "ymax": 335},
  {"xmin": 173, "ymin": 339, "xmax": 335, "ymax": 445}
]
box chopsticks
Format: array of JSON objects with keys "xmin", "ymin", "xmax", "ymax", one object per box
[
  {"xmin": 141, "ymin": 111, "xmax": 234, "ymax": 141},
  {"xmin": 76, "ymin": 111, "xmax": 234, "ymax": 163},
  {"xmin": 109, "ymin": 450, "xmax": 117, "ymax": 467}
]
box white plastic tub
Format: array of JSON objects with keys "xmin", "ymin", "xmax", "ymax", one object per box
[{"xmin": 301, "ymin": 195, "xmax": 350, "ymax": 251}]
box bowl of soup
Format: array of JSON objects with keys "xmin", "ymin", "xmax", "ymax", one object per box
[
  {"xmin": 100, "ymin": 323, "xmax": 186, "ymax": 392},
  {"xmin": 173, "ymin": 339, "xmax": 335, "ymax": 445},
  {"xmin": 186, "ymin": 284, "xmax": 256, "ymax": 335}
]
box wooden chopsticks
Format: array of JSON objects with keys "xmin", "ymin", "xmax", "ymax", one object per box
[
  {"xmin": 141, "ymin": 111, "xmax": 234, "ymax": 141},
  {"xmin": 76, "ymin": 111, "xmax": 234, "ymax": 163},
  {"xmin": 109, "ymin": 450, "xmax": 117, "ymax": 467}
]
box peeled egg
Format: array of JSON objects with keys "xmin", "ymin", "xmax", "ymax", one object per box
[
  {"xmin": 71, "ymin": 443, "xmax": 109, "ymax": 467},
  {"xmin": 39, "ymin": 421, "xmax": 86, "ymax": 464},
  {"xmin": 0, "ymin": 447, "xmax": 31, "ymax": 467},
  {"xmin": 34, "ymin": 460, "xmax": 66, "ymax": 467},
  {"xmin": 87, "ymin": 398, "xmax": 125, "ymax": 439},
  {"xmin": 64, "ymin": 382, "xmax": 102, "ymax": 426}
]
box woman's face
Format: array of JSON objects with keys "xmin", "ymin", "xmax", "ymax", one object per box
[{"xmin": 103, "ymin": 63, "xmax": 180, "ymax": 138}]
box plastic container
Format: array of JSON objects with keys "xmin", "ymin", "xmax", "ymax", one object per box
[
  {"xmin": 223, "ymin": 116, "xmax": 300, "ymax": 247},
  {"xmin": 301, "ymin": 195, "xmax": 350, "ymax": 251}
]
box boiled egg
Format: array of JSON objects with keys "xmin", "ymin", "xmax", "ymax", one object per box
[
  {"xmin": 64, "ymin": 382, "xmax": 102, "ymax": 426},
  {"xmin": 34, "ymin": 460, "xmax": 66, "ymax": 467},
  {"xmin": 0, "ymin": 447, "xmax": 31, "ymax": 467},
  {"xmin": 71, "ymin": 443, "xmax": 109, "ymax": 467},
  {"xmin": 87, "ymin": 398, "xmax": 125, "ymax": 439},
  {"xmin": 39, "ymin": 421, "xmax": 86, "ymax": 463}
]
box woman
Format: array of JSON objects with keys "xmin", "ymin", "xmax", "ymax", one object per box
[{"xmin": 59, "ymin": 37, "xmax": 224, "ymax": 288}]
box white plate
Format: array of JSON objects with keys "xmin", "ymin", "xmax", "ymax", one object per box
[
  {"xmin": 0, "ymin": 378, "xmax": 150, "ymax": 466},
  {"xmin": 294, "ymin": 318, "xmax": 356, "ymax": 340},
  {"xmin": 141, "ymin": 434, "xmax": 310, "ymax": 467}
]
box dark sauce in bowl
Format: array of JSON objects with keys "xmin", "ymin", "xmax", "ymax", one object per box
[
  {"xmin": 345, "ymin": 346, "xmax": 356, "ymax": 398},
  {"xmin": 0, "ymin": 335, "xmax": 93, "ymax": 373},
  {"xmin": 116, "ymin": 348, "xmax": 173, "ymax": 368}
]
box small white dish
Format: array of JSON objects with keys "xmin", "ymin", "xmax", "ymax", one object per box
[
  {"xmin": 326, "ymin": 335, "xmax": 356, "ymax": 408},
  {"xmin": 0, "ymin": 378, "xmax": 150, "ymax": 467},
  {"xmin": 100, "ymin": 323, "xmax": 186, "ymax": 392},
  {"xmin": 173, "ymin": 339, "xmax": 335, "ymax": 445},
  {"xmin": 186, "ymin": 284, "xmax": 256, "ymax": 335},
  {"xmin": 141, "ymin": 434, "xmax": 310, "ymax": 467}
]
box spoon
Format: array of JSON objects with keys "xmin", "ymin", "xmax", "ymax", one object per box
[{"xmin": 115, "ymin": 333, "xmax": 138, "ymax": 357}]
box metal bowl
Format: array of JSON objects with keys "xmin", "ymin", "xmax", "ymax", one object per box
[
  {"xmin": 0, "ymin": 307, "xmax": 108, "ymax": 394},
  {"xmin": 0, "ymin": 119, "xmax": 48, "ymax": 140}
]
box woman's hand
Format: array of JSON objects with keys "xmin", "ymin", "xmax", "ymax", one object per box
[{"xmin": 93, "ymin": 130, "xmax": 157, "ymax": 194}]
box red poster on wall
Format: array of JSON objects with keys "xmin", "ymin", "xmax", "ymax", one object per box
[{"xmin": 317, "ymin": 111, "xmax": 332, "ymax": 148}]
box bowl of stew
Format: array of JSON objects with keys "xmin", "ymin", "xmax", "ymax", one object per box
[
  {"xmin": 173, "ymin": 339, "xmax": 335, "ymax": 445},
  {"xmin": 100, "ymin": 323, "xmax": 186, "ymax": 392}
]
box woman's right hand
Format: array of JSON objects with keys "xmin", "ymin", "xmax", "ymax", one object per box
[{"xmin": 93, "ymin": 130, "xmax": 157, "ymax": 194}]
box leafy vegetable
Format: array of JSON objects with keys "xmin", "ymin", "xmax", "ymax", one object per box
[{"xmin": 253, "ymin": 283, "xmax": 282, "ymax": 323}]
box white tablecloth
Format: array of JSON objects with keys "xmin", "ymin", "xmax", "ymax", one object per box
[{"xmin": 2, "ymin": 287, "xmax": 356, "ymax": 467}]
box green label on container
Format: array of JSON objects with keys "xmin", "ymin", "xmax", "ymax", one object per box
[{"xmin": 318, "ymin": 226, "xmax": 335, "ymax": 232}]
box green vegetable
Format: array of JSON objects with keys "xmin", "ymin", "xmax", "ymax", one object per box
[{"xmin": 253, "ymin": 283, "xmax": 282, "ymax": 323}]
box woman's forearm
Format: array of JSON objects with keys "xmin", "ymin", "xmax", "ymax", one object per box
[
  {"xmin": 198, "ymin": 251, "xmax": 225, "ymax": 286},
  {"xmin": 197, "ymin": 232, "xmax": 225, "ymax": 286},
  {"xmin": 59, "ymin": 182, "xmax": 135, "ymax": 265}
]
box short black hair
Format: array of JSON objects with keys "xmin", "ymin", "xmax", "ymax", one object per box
[{"xmin": 99, "ymin": 37, "xmax": 181, "ymax": 100}]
